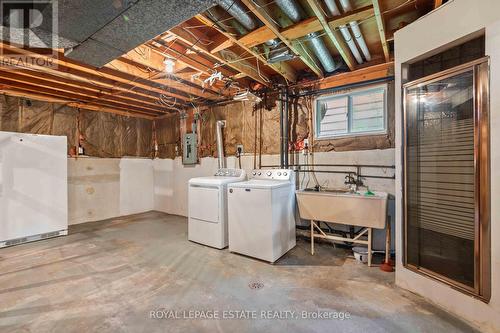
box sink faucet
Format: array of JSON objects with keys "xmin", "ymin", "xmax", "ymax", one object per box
[{"xmin": 344, "ymin": 173, "xmax": 364, "ymax": 192}]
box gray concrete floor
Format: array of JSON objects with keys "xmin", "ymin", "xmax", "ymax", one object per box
[{"xmin": 0, "ymin": 212, "xmax": 476, "ymax": 333}]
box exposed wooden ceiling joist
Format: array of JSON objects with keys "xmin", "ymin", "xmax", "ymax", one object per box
[
  {"xmin": 0, "ymin": 89, "xmax": 155, "ymax": 119},
  {"xmin": 0, "ymin": 69, "xmax": 174, "ymax": 115},
  {"xmin": 215, "ymin": 5, "xmax": 374, "ymax": 55},
  {"xmin": 240, "ymin": 0, "xmax": 324, "ymax": 78},
  {"xmin": 372, "ymin": 0, "xmax": 391, "ymax": 62},
  {"xmin": 195, "ymin": 14, "xmax": 297, "ymax": 83},
  {"xmin": 169, "ymin": 23, "xmax": 272, "ymax": 86},
  {"xmin": 0, "ymin": 43, "xmax": 213, "ymax": 106},
  {"xmin": 298, "ymin": 62, "xmax": 394, "ymax": 90}
]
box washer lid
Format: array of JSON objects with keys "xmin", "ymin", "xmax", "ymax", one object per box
[
  {"xmin": 228, "ymin": 179, "xmax": 291, "ymax": 189},
  {"xmin": 189, "ymin": 176, "xmax": 244, "ymax": 186}
]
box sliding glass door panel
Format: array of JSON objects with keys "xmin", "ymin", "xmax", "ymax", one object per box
[{"xmin": 404, "ymin": 59, "xmax": 490, "ymax": 300}]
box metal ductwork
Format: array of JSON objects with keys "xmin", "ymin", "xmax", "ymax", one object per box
[
  {"xmin": 275, "ymin": 0, "xmax": 338, "ymax": 72},
  {"xmin": 275, "ymin": 0, "xmax": 305, "ymax": 23},
  {"xmin": 324, "ymin": 0, "xmax": 341, "ymax": 16},
  {"xmin": 215, "ymin": 0, "xmax": 292, "ymax": 64},
  {"xmin": 337, "ymin": 0, "xmax": 372, "ymax": 62},
  {"xmin": 215, "ymin": 0, "xmax": 257, "ymax": 31},
  {"xmin": 216, "ymin": 120, "xmax": 226, "ymax": 169}
]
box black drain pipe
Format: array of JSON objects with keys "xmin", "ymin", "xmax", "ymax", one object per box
[
  {"xmin": 284, "ymin": 87, "xmax": 289, "ymax": 169},
  {"xmin": 279, "ymin": 89, "xmax": 284, "ymax": 168}
]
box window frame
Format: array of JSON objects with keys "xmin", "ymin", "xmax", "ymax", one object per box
[{"xmin": 313, "ymin": 84, "xmax": 388, "ymax": 140}]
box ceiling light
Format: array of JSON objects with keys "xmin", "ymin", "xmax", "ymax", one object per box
[{"xmin": 164, "ymin": 58, "xmax": 175, "ymax": 74}]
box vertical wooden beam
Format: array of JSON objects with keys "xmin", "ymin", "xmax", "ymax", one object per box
[
  {"xmin": 372, "ymin": 0, "xmax": 390, "ymax": 62},
  {"xmin": 306, "ymin": 0, "xmax": 356, "ymax": 70},
  {"xmin": 434, "ymin": 0, "xmax": 443, "ymax": 8},
  {"xmin": 240, "ymin": 0, "xmax": 324, "ymax": 78}
]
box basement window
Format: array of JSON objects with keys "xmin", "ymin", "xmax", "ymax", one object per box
[{"xmin": 314, "ymin": 85, "xmax": 387, "ymax": 139}]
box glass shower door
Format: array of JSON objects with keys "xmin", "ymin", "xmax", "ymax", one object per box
[{"xmin": 404, "ymin": 59, "xmax": 490, "ymax": 300}]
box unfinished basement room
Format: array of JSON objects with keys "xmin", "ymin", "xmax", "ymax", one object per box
[{"xmin": 0, "ymin": 0, "xmax": 498, "ymax": 332}]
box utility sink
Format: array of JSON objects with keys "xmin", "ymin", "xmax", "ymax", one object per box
[{"xmin": 296, "ymin": 189, "xmax": 388, "ymax": 229}]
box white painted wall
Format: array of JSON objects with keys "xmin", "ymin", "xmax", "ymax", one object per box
[
  {"xmin": 153, "ymin": 149, "xmax": 396, "ymax": 250},
  {"xmin": 68, "ymin": 157, "xmax": 154, "ymax": 225},
  {"xmin": 119, "ymin": 158, "xmax": 154, "ymax": 216},
  {"xmin": 394, "ymin": 1, "xmax": 500, "ymax": 331}
]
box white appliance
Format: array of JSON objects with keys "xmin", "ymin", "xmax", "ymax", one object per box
[
  {"xmin": 0, "ymin": 131, "xmax": 68, "ymax": 248},
  {"xmin": 188, "ymin": 168, "xmax": 246, "ymax": 249},
  {"xmin": 227, "ymin": 169, "xmax": 296, "ymax": 263}
]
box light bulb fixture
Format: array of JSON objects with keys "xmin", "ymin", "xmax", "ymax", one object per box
[{"xmin": 164, "ymin": 58, "xmax": 175, "ymax": 74}]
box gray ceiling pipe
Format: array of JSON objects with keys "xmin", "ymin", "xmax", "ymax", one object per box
[
  {"xmin": 324, "ymin": 0, "xmax": 363, "ymax": 64},
  {"xmin": 215, "ymin": 0, "xmax": 281, "ymax": 51},
  {"xmin": 215, "ymin": 0, "xmax": 257, "ymax": 31},
  {"xmin": 337, "ymin": 0, "xmax": 372, "ymax": 62},
  {"xmin": 275, "ymin": 0, "xmax": 338, "ymax": 72}
]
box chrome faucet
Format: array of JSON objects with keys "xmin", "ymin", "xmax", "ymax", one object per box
[{"xmin": 344, "ymin": 173, "xmax": 364, "ymax": 193}]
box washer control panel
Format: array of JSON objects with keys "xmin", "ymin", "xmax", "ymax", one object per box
[
  {"xmin": 250, "ymin": 169, "xmax": 293, "ymax": 181},
  {"xmin": 214, "ymin": 168, "xmax": 244, "ymax": 177}
]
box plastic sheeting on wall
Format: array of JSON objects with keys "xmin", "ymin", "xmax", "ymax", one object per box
[
  {"xmin": 0, "ymin": 94, "xmax": 154, "ymax": 158},
  {"xmin": 155, "ymin": 114, "xmax": 179, "ymax": 159}
]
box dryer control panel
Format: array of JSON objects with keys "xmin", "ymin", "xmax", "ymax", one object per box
[
  {"xmin": 214, "ymin": 168, "xmax": 245, "ymax": 178},
  {"xmin": 250, "ymin": 169, "xmax": 294, "ymax": 181}
]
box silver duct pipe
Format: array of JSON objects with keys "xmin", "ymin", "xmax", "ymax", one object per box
[
  {"xmin": 215, "ymin": 0, "xmax": 256, "ymax": 31},
  {"xmin": 216, "ymin": 0, "xmax": 284, "ymax": 60},
  {"xmin": 216, "ymin": 120, "xmax": 226, "ymax": 169},
  {"xmin": 275, "ymin": 0, "xmax": 304, "ymax": 23},
  {"xmin": 337, "ymin": 0, "xmax": 371, "ymax": 62},
  {"xmin": 275, "ymin": 0, "xmax": 338, "ymax": 72},
  {"xmin": 307, "ymin": 33, "xmax": 337, "ymax": 72},
  {"xmin": 324, "ymin": 0, "xmax": 341, "ymax": 16}
]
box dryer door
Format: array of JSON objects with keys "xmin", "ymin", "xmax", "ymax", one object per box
[{"xmin": 189, "ymin": 185, "xmax": 220, "ymax": 223}]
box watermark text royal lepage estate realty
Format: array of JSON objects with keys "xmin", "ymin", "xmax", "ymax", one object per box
[{"xmin": 149, "ymin": 309, "xmax": 351, "ymax": 321}]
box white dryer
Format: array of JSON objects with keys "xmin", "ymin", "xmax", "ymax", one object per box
[
  {"xmin": 188, "ymin": 168, "xmax": 246, "ymax": 249},
  {"xmin": 227, "ymin": 169, "xmax": 296, "ymax": 263}
]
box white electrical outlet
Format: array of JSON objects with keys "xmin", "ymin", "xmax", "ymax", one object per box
[{"xmin": 236, "ymin": 144, "xmax": 244, "ymax": 157}]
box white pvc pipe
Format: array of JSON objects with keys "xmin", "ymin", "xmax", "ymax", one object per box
[
  {"xmin": 339, "ymin": 25, "xmax": 363, "ymax": 64},
  {"xmin": 349, "ymin": 21, "xmax": 371, "ymax": 61},
  {"xmin": 338, "ymin": 0, "xmax": 371, "ymax": 62}
]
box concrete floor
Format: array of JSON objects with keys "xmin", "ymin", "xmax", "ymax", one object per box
[{"xmin": 0, "ymin": 212, "xmax": 477, "ymax": 333}]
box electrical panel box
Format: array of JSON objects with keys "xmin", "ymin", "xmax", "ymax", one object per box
[{"xmin": 183, "ymin": 133, "xmax": 197, "ymax": 165}]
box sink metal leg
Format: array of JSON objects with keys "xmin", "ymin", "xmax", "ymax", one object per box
[
  {"xmin": 368, "ymin": 227, "xmax": 372, "ymax": 267},
  {"xmin": 311, "ymin": 220, "xmax": 314, "ymax": 255}
]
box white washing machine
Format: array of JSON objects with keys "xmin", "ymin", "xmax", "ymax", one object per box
[
  {"xmin": 188, "ymin": 168, "xmax": 246, "ymax": 249},
  {"xmin": 227, "ymin": 169, "xmax": 296, "ymax": 263}
]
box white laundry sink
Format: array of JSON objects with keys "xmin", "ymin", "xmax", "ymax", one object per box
[{"xmin": 296, "ymin": 189, "xmax": 388, "ymax": 229}]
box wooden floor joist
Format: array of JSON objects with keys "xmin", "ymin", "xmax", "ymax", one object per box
[
  {"xmin": 297, "ymin": 62, "xmax": 394, "ymax": 90},
  {"xmin": 0, "ymin": 69, "xmax": 173, "ymax": 114},
  {"xmin": 195, "ymin": 14, "xmax": 297, "ymax": 83},
  {"xmin": 372, "ymin": 0, "xmax": 391, "ymax": 62},
  {"xmin": 214, "ymin": 5, "xmax": 374, "ymax": 55},
  {"xmin": 0, "ymin": 44, "xmax": 220, "ymax": 106},
  {"xmin": 170, "ymin": 24, "xmax": 272, "ymax": 86},
  {"xmin": 240, "ymin": 0, "xmax": 324, "ymax": 78}
]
